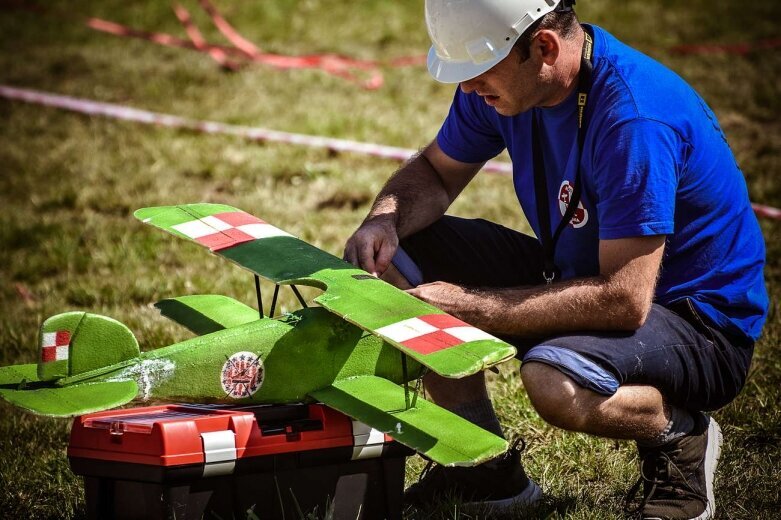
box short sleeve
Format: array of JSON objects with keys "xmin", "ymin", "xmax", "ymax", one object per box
[
  {"xmin": 436, "ymin": 88, "xmax": 506, "ymax": 163},
  {"xmin": 592, "ymin": 118, "xmax": 687, "ymax": 240}
]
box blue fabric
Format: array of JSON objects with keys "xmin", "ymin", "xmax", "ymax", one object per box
[
  {"xmin": 391, "ymin": 246, "xmax": 424, "ymax": 287},
  {"xmin": 523, "ymin": 345, "xmax": 619, "ymax": 396},
  {"xmin": 436, "ymin": 25, "xmax": 768, "ymax": 343}
]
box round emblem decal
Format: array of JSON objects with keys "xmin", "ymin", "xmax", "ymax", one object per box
[
  {"xmin": 558, "ymin": 180, "xmax": 589, "ymax": 229},
  {"xmin": 221, "ymin": 352, "xmax": 264, "ymax": 399}
]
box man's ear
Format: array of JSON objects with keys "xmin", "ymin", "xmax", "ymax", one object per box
[{"xmin": 532, "ymin": 30, "xmax": 561, "ymax": 66}]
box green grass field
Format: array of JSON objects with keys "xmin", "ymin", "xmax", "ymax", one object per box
[{"xmin": 1, "ymin": 0, "xmax": 779, "ymax": 518}]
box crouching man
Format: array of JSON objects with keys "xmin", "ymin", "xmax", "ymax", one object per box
[{"xmin": 344, "ymin": 0, "xmax": 768, "ymax": 518}]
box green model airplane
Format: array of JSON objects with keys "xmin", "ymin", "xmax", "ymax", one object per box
[{"xmin": 0, "ymin": 203, "xmax": 517, "ymax": 466}]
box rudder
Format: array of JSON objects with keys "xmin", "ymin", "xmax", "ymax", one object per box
[{"xmin": 38, "ymin": 312, "xmax": 141, "ymax": 381}]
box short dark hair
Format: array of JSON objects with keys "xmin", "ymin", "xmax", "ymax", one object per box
[{"xmin": 512, "ymin": 11, "xmax": 580, "ymax": 61}]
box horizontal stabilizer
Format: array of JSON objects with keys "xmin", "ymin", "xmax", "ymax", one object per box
[
  {"xmin": 0, "ymin": 363, "xmax": 138, "ymax": 417},
  {"xmin": 155, "ymin": 295, "xmax": 260, "ymax": 335},
  {"xmin": 310, "ymin": 375, "xmax": 507, "ymax": 467}
]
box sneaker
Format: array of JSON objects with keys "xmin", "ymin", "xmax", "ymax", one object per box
[
  {"xmin": 624, "ymin": 415, "xmax": 722, "ymax": 520},
  {"xmin": 404, "ymin": 439, "xmax": 543, "ymax": 513}
]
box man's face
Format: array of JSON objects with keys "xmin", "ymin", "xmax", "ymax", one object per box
[{"xmin": 459, "ymin": 46, "xmax": 547, "ymax": 116}]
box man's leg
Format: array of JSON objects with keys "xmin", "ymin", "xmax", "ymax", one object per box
[
  {"xmin": 390, "ymin": 217, "xmax": 751, "ymax": 518},
  {"xmin": 517, "ymin": 304, "xmax": 752, "ymax": 520},
  {"xmin": 423, "ymin": 371, "xmax": 504, "ymax": 437},
  {"xmin": 520, "ymin": 363, "xmax": 670, "ymax": 442},
  {"xmin": 520, "ymin": 363, "xmax": 717, "ymax": 520},
  {"xmin": 392, "ymin": 215, "xmax": 547, "ymax": 440},
  {"xmin": 394, "ymin": 216, "xmax": 547, "ymax": 510}
]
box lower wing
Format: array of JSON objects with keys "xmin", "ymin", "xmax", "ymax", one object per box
[
  {"xmin": 155, "ymin": 294, "xmax": 261, "ymax": 335},
  {"xmin": 309, "ymin": 374, "xmax": 507, "ymax": 467}
]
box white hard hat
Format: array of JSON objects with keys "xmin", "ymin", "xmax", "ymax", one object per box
[{"xmin": 426, "ymin": 0, "xmax": 565, "ymax": 83}]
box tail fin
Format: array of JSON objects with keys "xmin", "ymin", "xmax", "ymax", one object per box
[{"xmin": 38, "ymin": 312, "xmax": 141, "ymax": 381}]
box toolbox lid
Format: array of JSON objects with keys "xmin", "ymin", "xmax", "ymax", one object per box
[{"xmin": 68, "ymin": 403, "xmax": 394, "ymax": 470}]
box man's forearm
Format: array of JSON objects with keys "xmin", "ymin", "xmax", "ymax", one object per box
[
  {"xmin": 365, "ymin": 152, "xmax": 452, "ymax": 239},
  {"xmin": 482, "ymin": 276, "xmax": 651, "ymax": 336},
  {"xmin": 411, "ymin": 274, "xmax": 655, "ymax": 338},
  {"xmin": 416, "ymin": 235, "xmax": 667, "ymax": 337}
]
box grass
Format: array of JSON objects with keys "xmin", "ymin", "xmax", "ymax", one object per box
[{"xmin": 0, "ymin": 0, "xmax": 779, "ymax": 518}]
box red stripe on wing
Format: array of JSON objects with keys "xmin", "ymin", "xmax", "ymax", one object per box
[
  {"xmin": 214, "ymin": 211, "xmax": 265, "ymax": 227},
  {"xmin": 196, "ymin": 228, "xmax": 255, "ymax": 251},
  {"xmin": 401, "ymin": 329, "xmax": 464, "ymax": 355},
  {"xmin": 417, "ymin": 314, "xmax": 470, "ymax": 329}
]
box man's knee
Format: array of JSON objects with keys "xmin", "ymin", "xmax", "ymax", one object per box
[{"xmin": 520, "ymin": 362, "xmax": 602, "ymax": 431}]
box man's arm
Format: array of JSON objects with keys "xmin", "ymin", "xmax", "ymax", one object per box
[
  {"xmin": 407, "ymin": 235, "xmax": 666, "ymax": 336},
  {"xmin": 344, "ymin": 139, "xmax": 482, "ymax": 275}
]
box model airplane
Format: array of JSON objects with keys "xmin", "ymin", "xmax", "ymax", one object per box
[{"xmin": 0, "ymin": 203, "xmax": 517, "ymax": 466}]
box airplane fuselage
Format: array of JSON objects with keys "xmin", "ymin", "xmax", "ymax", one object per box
[{"xmin": 59, "ymin": 307, "xmax": 424, "ymax": 405}]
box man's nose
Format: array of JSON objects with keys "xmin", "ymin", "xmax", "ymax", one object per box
[{"xmin": 459, "ymin": 77, "xmax": 480, "ymax": 94}]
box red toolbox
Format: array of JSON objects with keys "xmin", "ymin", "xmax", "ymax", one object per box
[{"xmin": 67, "ymin": 403, "xmax": 412, "ymax": 520}]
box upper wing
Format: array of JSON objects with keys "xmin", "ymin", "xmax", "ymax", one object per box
[
  {"xmin": 310, "ymin": 375, "xmax": 507, "ymax": 467},
  {"xmin": 135, "ymin": 204, "xmax": 516, "ymax": 378}
]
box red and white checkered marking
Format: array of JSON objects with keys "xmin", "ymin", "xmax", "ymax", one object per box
[
  {"xmin": 171, "ymin": 211, "xmax": 293, "ymax": 252},
  {"xmin": 375, "ymin": 314, "xmax": 495, "ymax": 355},
  {"xmin": 41, "ymin": 330, "xmax": 71, "ymax": 362}
]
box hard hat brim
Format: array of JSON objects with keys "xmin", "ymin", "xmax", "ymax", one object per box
[{"xmin": 426, "ymin": 45, "xmax": 513, "ymax": 84}]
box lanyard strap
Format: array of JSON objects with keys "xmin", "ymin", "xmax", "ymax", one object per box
[{"xmin": 532, "ymin": 26, "xmax": 594, "ymax": 284}]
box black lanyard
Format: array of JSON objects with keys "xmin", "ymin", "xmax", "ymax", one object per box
[{"xmin": 532, "ymin": 26, "xmax": 594, "ymax": 284}]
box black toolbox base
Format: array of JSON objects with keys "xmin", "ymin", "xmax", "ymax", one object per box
[{"xmin": 76, "ymin": 454, "xmax": 406, "ymax": 520}]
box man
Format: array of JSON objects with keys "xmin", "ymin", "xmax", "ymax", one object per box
[{"xmin": 344, "ymin": 0, "xmax": 768, "ymax": 518}]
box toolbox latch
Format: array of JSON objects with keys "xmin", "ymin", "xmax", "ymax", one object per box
[{"xmin": 200, "ymin": 430, "xmax": 237, "ymax": 477}]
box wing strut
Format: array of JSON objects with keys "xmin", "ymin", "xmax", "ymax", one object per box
[
  {"xmin": 254, "ymin": 275, "xmax": 264, "ymax": 318},
  {"xmin": 254, "ymin": 275, "xmax": 309, "ymax": 318},
  {"xmin": 290, "ymin": 285, "xmax": 308, "ymax": 308},
  {"xmin": 270, "ymin": 284, "xmax": 281, "ymax": 317},
  {"xmin": 401, "ymin": 351, "xmax": 426, "ymax": 411},
  {"xmin": 402, "ymin": 352, "xmax": 410, "ymax": 409}
]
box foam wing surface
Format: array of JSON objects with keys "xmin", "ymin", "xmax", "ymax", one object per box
[
  {"xmin": 310, "ymin": 375, "xmax": 507, "ymax": 467},
  {"xmin": 155, "ymin": 295, "xmax": 260, "ymax": 335},
  {"xmin": 0, "ymin": 363, "xmax": 138, "ymax": 417}
]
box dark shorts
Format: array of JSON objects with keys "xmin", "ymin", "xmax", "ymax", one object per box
[{"xmin": 394, "ymin": 216, "xmax": 753, "ymax": 412}]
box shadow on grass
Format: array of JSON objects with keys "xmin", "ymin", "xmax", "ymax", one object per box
[{"xmin": 402, "ymin": 492, "xmax": 579, "ymax": 519}]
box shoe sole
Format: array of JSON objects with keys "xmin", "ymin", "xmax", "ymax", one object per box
[
  {"xmin": 463, "ymin": 478, "xmax": 543, "ymax": 514},
  {"xmin": 692, "ymin": 417, "xmax": 722, "ymax": 520}
]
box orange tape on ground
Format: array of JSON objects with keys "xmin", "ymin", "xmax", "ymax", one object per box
[{"xmin": 172, "ymin": 3, "xmax": 239, "ymax": 71}]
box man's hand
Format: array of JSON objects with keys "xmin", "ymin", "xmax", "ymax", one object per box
[
  {"xmin": 343, "ymin": 214, "xmax": 399, "ymax": 277},
  {"xmin": 343, "ymin": 141, "xmax": 482, "ymax": 277}
]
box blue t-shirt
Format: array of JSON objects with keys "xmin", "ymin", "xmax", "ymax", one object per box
[{"xmin": 436, "ymin": 25, "xmax": 768, "ymax": 342}]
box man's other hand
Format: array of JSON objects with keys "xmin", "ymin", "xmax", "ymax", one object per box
[{"xmin": 343, "ymin": 215, "xmax": 399, "ymax": 277}]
